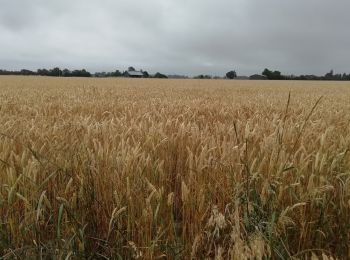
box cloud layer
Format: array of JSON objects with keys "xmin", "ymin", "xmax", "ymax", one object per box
[{"xmin": 1, "ymin": 0, "xmax": 350, "ymax": 76}]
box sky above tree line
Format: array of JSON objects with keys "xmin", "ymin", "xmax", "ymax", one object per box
[{"xmin": 1, "ymin": 0, "xmax": 350, "ymax": 76}]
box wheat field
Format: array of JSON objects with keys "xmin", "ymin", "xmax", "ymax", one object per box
[{"xmin": 0, "ymin": 76, "xmax": 349, "ymax": 259}]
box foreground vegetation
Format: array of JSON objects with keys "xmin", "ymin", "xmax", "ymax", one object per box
[{"xmin": 0, "ymin": 76, "xmax": 349, "ymax": 259}]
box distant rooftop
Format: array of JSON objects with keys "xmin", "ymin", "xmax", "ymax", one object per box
[{"xmin": 127, "ymin": 70, "xmax": 144, "ymax": 76}]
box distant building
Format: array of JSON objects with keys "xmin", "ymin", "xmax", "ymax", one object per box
[
  {"xmin": 123, "ymin": 70, "xmax": 144, "ymax": 78},
  {"xmin": 249, "ymin": 74, "xmax": 267, "ymax": 80},
  {"xmin": 235, "ymin": 76, "xmax": 249, "ymax": 80}
]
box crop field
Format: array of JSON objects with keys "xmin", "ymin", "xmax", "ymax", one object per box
[{"xmin": 0, "ymin": 76, "xmax": 350, "ymax": 259}]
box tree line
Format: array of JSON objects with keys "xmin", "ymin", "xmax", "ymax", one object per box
[
  {"xmin": 2, "ymin": 67, "xmax": 350, "ymax": 80},
  {"xmin": 192, "ymin": 69, "xmax": 350, "ymax": 81},
  {"xmin": 261, "ymin": 68, "xmax": 350, "ymax": 81},
  {"xmin": 0, "ymin": 67, "xmax": 168, "ymax": 78},
  {"xmin": 0, "ymin": 68, "xmax": 92, "ymax": 77}
]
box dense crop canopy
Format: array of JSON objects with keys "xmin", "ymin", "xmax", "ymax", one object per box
[{"xmin": 0, "ymin": 76, "xmax": 349, "ymax": 259}]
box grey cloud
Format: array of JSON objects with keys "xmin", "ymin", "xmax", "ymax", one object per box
[{"xmin": 0, "ymin": 0, "xmax": 350, "ymax": 76}]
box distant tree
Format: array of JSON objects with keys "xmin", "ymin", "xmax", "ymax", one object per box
[
  {"xmin": 95, "ymin": 72, "xmax": 107, "ymax": 77},
  {"xmin": 128, "ymin": 66, "xmax": 135, "ymax": 71},
  {"xmin": 334, "ymin": 73, "xmax": 342, "ymax": 81},
  {"xmin": 20, "ymin": 69, "xmax": 35, "ymax": 75},
  {"xmin": 262, "ymin": 68, "xmax": 285, "ymax": 80},
  {"xmin": 194, "ymin": 74, "xmax": 212, "ymax": 79},
  {"xmin": 113, "ymin": 70, "xmax": 122, "ymax": 77},
  {"xmin": 62, "ymin": 69, "xmax": 71, "ymax": 77},
  {"xmin": 324, "ymin": 70, "xmax": 334, "ymax": 80},
  {"xmin": 226, "ymin": 70, "xmax": 237, "ymax": 79},
  {"xmin": 37, "ymin": 69, "xmax": 49, "ymax": 76},
  {"xmin": 70, "ymin": 69, "xmax": 91, "ymax": 77},
  {"xmin": 272, "ymin": 70, "xmax": 282, "ymax": 79},
  {"xmin": 154, "ymin": 72, "xmax": 167, "ymax": 78},
  {"xmin": 82, "ymin": 69, "xmax": 91, "ymax": 77},
  {"xmin": 49, "ymin": 67, "xmax": 61, "ymax": 77},
  {"xmin": 142, "ymin": 71, "xmax": 149, "ymax": 78},
  {"xmin": 262, "ymin": 68, "xmax": 273, "ymax": 79},
  {"xmin": 325, "ymin": 69, "xmax": 333, "ymax": 77}
]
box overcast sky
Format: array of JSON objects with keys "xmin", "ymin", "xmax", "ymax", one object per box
[{"xmin": 1, "ymin": 0, "xmax": 350, "ymax": 76}]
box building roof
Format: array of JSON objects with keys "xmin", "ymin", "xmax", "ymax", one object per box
[
  {"xmin": 249, "ymin": 74, "xmax": 267, "ymax": 79},
  {"xmin": 235, "ymin": 76, "xmax": 249, "ymax": 80},
  {"xmin": 126, "ymin": 70, "xmax": 144, "ymax": 76}
]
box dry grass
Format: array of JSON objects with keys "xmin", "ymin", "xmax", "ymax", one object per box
[{"xmin": 0, "ymin": 76, "xmax": 350, "ymax": 259}]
